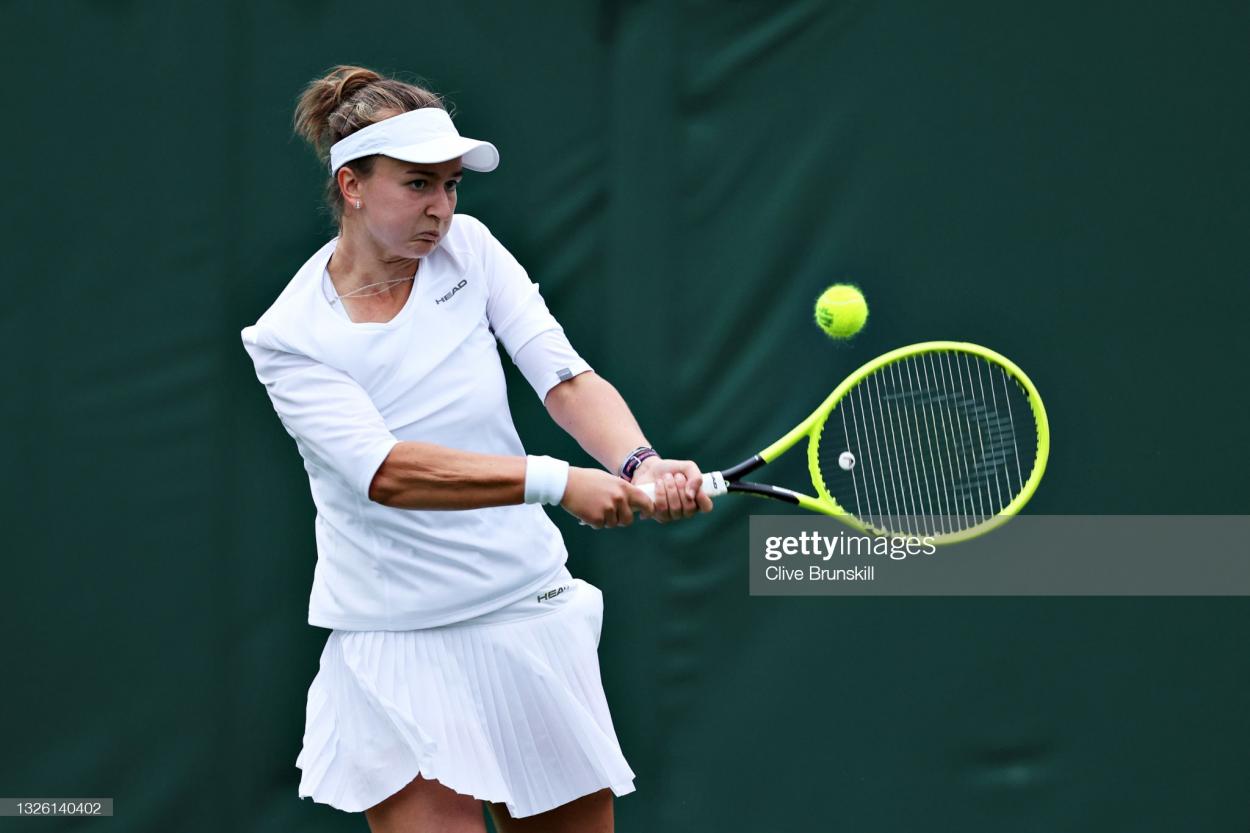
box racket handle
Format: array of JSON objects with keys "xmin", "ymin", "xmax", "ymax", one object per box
[
  {"xmin": 637, "ymin": 470, "xmax": 727, "ymax": 500},
  {"xmin": 577, "ymin": 471, "xmax": 726, "ymax": 528}
]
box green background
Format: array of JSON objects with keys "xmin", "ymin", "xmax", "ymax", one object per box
[{"xmin": 4, "ymin": 1, "xmax": 1248, "ymax": 830}]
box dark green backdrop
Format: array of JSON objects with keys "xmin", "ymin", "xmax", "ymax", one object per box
[{"xmin": 4, "ymin": 1, "xmax": 1248, "ymax": 831}]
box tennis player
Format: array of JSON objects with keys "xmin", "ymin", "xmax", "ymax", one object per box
[{"xmin": 240, "ymin": 65, "xmax": 713, "ymax": 833}]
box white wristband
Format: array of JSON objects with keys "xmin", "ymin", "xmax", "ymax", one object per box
[{"xmin": 524, "ymin": 455, "xmax": 570, "ymax": 505}]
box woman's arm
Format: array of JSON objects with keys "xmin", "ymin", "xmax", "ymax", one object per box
[
  {"xmin": 542, "ymin": 371, "xmax": 650, "ymax": 472},
  {"xmin": 368, "ymin": 443, "xmax": 526, "ymax": 508},
  {"xmin": 544, "ymin": 372, "xmax": 714, "ymax": 522},
  {"xmin": 242, "ymin": 335, "xmax": 651, "ymax": 526},
  {"xmin": 369, "ymin": 441, "xmax": 655, "ymax": 528}
]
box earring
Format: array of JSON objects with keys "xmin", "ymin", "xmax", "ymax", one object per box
[{"xmin": 355, "ymin": 199, "xmax": 362, "ymax": 209}]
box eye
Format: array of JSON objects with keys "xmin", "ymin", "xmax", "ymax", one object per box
[
  {"xmin": 408, "ymin": 179, "xmax": 427, "ymax": 190},
  {"xmin": 447, "ymin": 180, "xmax": 460, "ymax": 192}
]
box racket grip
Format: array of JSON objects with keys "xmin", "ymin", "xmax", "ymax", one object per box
[
  {"xmin": 578, "ymin": 471, "xmax": 726, "ymax": 528},
  {"xmin": 637, "ymin": 471, "xmax": 727, "ymax": 500}
]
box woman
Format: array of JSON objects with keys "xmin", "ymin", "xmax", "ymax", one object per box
[{"xmin": 241, "ymin": 65, "xmax": 713, "ymax": 833}]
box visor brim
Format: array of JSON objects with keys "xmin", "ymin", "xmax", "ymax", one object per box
[{"xmin": 383, "ymin": 136, "xmax": 499, "ymax": 172}]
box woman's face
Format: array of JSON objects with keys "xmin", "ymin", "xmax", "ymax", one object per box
[{"xmin": 347, "ymin": 155, "xmax": 462, "ymax": 259}]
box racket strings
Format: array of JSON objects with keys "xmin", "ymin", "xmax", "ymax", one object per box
[{"xmin": 818, "ymin": 350, "xmax": 1039, "ymax": 538}]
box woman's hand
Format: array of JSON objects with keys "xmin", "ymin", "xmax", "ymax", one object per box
[
  {"xmin": 632, "ymin": 458, "xmax": 715, "ymax": 523},
  {"xmin": 561, "ymin": 467, "xmax": 655, "ymax": 529}
]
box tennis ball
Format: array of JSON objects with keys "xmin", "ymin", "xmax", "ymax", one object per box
[{"xmin": 814, "ymin": 284, "xmax": 868, "ymax": 339}]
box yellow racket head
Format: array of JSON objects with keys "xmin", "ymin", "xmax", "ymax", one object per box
[{"xmin": 799, "ymin": 342, "xmax": 1049, "ymax": 544}]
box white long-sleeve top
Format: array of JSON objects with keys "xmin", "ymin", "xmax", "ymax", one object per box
[{"xmin": 241, "ymin": 214, "xmax": 590, "ymax": 630}]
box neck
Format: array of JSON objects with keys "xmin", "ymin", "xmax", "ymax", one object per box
[{"xmin": 328, "ymin": 227, "xmax": 420, "ymax": 297}]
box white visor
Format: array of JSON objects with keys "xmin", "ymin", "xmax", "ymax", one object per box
[{"xmin": 328, "ymin": 108, "xmax": 499, "ymax": 174}]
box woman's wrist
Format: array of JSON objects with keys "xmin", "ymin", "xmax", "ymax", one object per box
[
  {"xmin": 630, "ymin": 455, "xmax": 663, "ymax": 482},
  {"xmin": 618, "ymin": 446, "xmax": 659, "ymax": 482},
  {"xmin": 524, "ymin": 455, "xmax": 570, "ymax": 505}
]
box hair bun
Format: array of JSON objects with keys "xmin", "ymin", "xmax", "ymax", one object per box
[{"xmin": 327, "ymin": 65, "xmax": 381, "ymax": 108}]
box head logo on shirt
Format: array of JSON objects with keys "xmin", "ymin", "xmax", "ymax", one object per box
[
  {"xmin": 435, "ymin": 279, "xmax": 469, "ymax": 305},
  {"xmin": 537, "ymin": 584, "xmax": 572, "ymax": 603}
]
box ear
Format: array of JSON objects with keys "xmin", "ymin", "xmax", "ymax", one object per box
[{"xmin": 337, "ymin": 166, "xmax": 361, "ymax": 203}]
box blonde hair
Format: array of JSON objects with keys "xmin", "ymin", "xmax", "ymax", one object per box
[{"xmin": 292, "ymin": 65, "xmax": 447, "ymax": 224}]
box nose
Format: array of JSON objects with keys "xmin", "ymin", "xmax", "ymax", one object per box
[{"xmin": 426, "ymin": 187, "xmax": 453, "ymax": 221}]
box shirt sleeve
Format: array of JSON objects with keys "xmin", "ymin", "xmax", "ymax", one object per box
[
  {"xmin": 480, "ymin": 225, "xmax": 565, "ymax": 358},
  {"xmin": 241, "ymin": 328, "xmax": 401, "ymax": 500},
  {"xmin": 511, "ymin": 329, "xmax": 593, "ymax": 402},
  {"xmin": 478, "ymin": 223, "xmax": 593, "ymax": 400}
]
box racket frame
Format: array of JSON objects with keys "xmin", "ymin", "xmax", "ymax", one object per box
[{"xmin": 718, "ymin": 341, "xmax": 1050, "ymax": 544}]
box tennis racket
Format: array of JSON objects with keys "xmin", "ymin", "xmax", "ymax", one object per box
[{"xmin": 641, "ymin": 341, "xmax": 1049, "ymax": 544}]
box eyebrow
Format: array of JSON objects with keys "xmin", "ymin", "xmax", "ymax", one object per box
[{"xmin": 405, "ymin": 168, "xmax": 463, "ymax": 178}]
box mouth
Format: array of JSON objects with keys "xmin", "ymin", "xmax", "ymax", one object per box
[{"xmin": 415, "ymin": 231, "xmax": 441, "ymax": 242}]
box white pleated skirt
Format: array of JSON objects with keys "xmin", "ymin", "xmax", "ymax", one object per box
[{"xmin": 295, "ymin": 571, "xmax": 636, "ymax": 819}]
